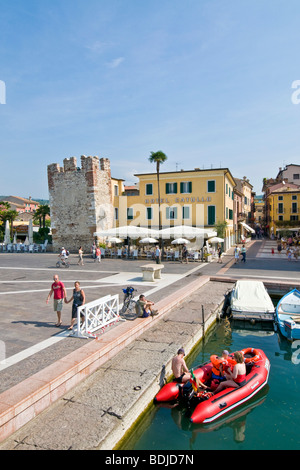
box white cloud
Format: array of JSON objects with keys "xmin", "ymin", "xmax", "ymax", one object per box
[{"xmin": 107, "ymin": 57, "xmax": 125, "ymax": 68}]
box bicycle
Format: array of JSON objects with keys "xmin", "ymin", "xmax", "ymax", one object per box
[
  {"xmin": 120, "ymin": 286, "xmax": 137, "ymax": 315},
  {"xmin": 56, "ymin": 257, "xmax": 70, "ymax": 268}
]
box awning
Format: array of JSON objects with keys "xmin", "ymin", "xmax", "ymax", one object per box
[
  {"xmin": 276, "ymin": 227, "xmax": 300, "ymax": 232},
  {"xmin": 239, "ymin": 222, "xmax": 255, "ymax": 234}
]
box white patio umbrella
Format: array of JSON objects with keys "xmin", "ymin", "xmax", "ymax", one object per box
[
  {"xmin": 28, "ymin": 220, "xmax": 33, "ymax": 244},
  {"xmin": 171, "ymin": 238, "xmax": 190, "ymax": 245},
  {"xmin": 139, "ymin": 237, "xmax": 159, "ymax": 244},
  {"xmin": 13, "ymin": 232, "xmax": 17, "ymax": 244},
  {"xmin": 159, "ymin": 226, "xmax": 217, "ymax": 239},
  {"xmin": 4, "ymin": 220, "xmax": 10, "ymax": 244},
  {"xmin": 107, "ymin": 237, "xmax": 123, "ymax": 244},
  {"xmin": 208, "ymin": 237, "xmax": 224, "ymax": 243},
  {"xmin": 24, "ymin": 236, "xmax": 29, "ymax": 246},
  {"xmin": 94, "ymin": 226, "xmax": 159, "ymax": 239}
]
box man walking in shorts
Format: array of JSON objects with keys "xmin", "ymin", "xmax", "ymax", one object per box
[{"xmin": 46, "ymin": 274, "xmax": 67, "ymax": 326}]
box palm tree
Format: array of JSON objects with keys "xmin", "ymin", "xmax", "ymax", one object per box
[
  {"xmin": 0, "ymin": 202, "xmax": 18, "ymax": 238},
  {"xmin": 33, "ymin": 204, "xmax": 50, "ymax": 229},
  {"xmin": 148, "ymin": 151, "xmax": 168, "ymax": 231}
]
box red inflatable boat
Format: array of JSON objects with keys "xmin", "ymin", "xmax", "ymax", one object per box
[{"xmin": 154, "ymin": 348, "xmax": 270, "ymax": 424}]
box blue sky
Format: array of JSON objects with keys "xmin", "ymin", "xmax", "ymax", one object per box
[{"xmin": 1, "ymin": 0, "xmax": 300, "ymax": 199}]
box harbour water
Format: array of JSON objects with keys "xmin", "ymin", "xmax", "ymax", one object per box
[{"xmin": 120, "ymin": 320, "xmax": 300, "ymax": 450}]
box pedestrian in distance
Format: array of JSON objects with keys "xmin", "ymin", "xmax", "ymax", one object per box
[
  {"xmin": 181, "ymin": 243, "xmax": 188, "ymax": 264},
  {"xmin": 91, "ymin": 241, "xmax": 96, "ymax": 259},
  {"xmin": 155, "ymin": 245, "xmax": 161, "ymax": 264},
  {"xmin": 78, "ymin": 246, "xmax": 84, "ymax": 265},
  {"xmin": 46, "ymin": 274, "xmax": 67, "ymax": 327},
  {"xmin": 95, "ymin": 246, "xmax": 101, "ymax": 263},
  {"xmin": 217, "ymin": 245, "xmax": 223, "ymax": 263},
  {"xmin": 234, "ymin": 245, "xmax": 240, "ymax": 264},
  {"xmin": 241, "ymin": 244, "xmax": 246, "ymax": 263},
  {"xmin": 66, "ymin": 281, "xmax": 86, "ymax": 330}
]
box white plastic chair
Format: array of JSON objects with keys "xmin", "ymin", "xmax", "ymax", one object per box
[
  {"xmin": 174, "ymin": 251, "xmax": 180, "ymax": 261},
  {"xmin": 29, "ymin": 244, "xmax": 34, "ymax": 253},
  {"xmin": 7, "ymin": 244, "xmax": 12, "ymax": 253},
  {"xmin": 132, "ymin": 249, "xmax": 138, "ymax": 259},
  {"xmin": 117, "ymin": 249, "xmax": 122, "ymax": 258},
  {"xmin": 16, "ymin": 244, "xmax": 21, "ymax": 253}
]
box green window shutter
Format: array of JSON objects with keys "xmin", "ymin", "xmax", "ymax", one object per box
[
  {"xmin": 188, "ymin": 182, "xmax": 192, "ymax": 193},
  {"xmin": 174, "ymin": 183, "xmax": 178, "ymax": 194},
  {"xmin": 180, "ymin": 182, "xmax": 183, "ymax": 193},
  {"xmin": 208, "ymin": 181, "xmax": 215, "ymax": 192},
  {"xmin": 208, "ymin": 206, "xmax": 215, "ymax": 225},
  {"xmin": 166, "ymin": 183, "xmax": 170, "ymax": 194}
]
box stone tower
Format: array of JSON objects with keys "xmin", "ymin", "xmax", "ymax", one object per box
[{"xmin": 47, "ymin": 155, "xmax": 113, "ymax": 252}]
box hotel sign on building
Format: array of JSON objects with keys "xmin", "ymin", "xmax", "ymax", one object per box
[{"xmin": 118, "ymin": 167, "xmax": 236, "ymax": 249}]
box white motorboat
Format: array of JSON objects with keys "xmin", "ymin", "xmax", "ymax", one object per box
[
  {"xmin": 230, "ymin": 280, "xmax": 275, "ymax": 316},
  {"xmin": 275, "ymin": 289, "xmax": 300, "ymax": 341}
]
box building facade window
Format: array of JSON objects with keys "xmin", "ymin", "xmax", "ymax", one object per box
[
  {"xmin": 278, "ymin": 203, "xmax": 284, "ymax": 214},
  {"xmin": 207, "ymin": 180, "xmax": 216, "ymax": 193},
  {"xmin": 207, "ymin": 205, "xmax": 216, "ymax": 225},
  {"xmin": 127, "ymin": 208, "xmax": 134, "ymax": 220},
  {"xmin": 292, "ymin": 202, "xmax": 298, "ymax": 213},
  {"xmin": 166, "ymin": 183, "xmax": 178, "ymax": 194},
  {"xmin": 166, "ymin": 207, "xmax": 177, "ymax": 220},
  {"xmin": 146, "ymin": 207, "xmax": 153, "ymax": 220},
  {"xmin": 182, "ymin": 206, "xmax": 190, "ymax": 219},
  {"xmin": 180, "ymin": 182, "xmax": 192, "ymax": 193},
  {"xmin": 145, "ymin": 184, "xmax": 153, "ymax": 196},
  {"xmin": 114, "ymin": 208, "xmax": 118, "ymax": 220}
]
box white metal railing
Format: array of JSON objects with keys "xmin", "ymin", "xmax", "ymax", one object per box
[{"xmin": 76, "ymin": 294, "xmax": 120, "ymax": 338}]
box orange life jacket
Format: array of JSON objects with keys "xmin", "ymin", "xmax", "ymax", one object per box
[{"xmin": 210, "ymin": 355, "xmax": 225, "ymax": 376}]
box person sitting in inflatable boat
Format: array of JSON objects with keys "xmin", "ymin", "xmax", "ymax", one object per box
[
  {"xmin": 211, "ymin": 350, "xmax": 236, "ymax": 381},
  {"xmin": 213, "ymin": 351, "xmax": 247, "ymax": 394}
]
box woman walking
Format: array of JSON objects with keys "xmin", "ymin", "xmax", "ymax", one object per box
[
  {"xmin": 78, "ymin": 246, "xmax": 84, "ymax": 266},
  {"xmin": 66, "ymin": 281, "xmax": 86, "ymax": 330}
]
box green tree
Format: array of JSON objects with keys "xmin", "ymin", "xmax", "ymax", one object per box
[
  {"xmin": 33, "ymin": 204, "xmax": 50, "ymax": 229},
  {"xmin": 214, "ymin": 220, "xmax": 228, "ymax": 238},
  {"xmin": 0, "ymin": 202, "xmax": 18, "ymax": 238},
  {"xmin": 148, "ymin": 151, "xmax": 168, "ymax": 231}
]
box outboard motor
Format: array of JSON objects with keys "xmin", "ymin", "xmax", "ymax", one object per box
[{"xmin": 180, "ymin": 382, "xmax": 194, "ymax": 402}]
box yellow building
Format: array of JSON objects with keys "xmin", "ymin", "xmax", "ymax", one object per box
[
  {"xmin": 265, "ymin": 182, "xmax": 300, "ymax": 235},
  {"xmin": 113, "ymin": 168, "xmax": 236, "ymax": 249}
]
